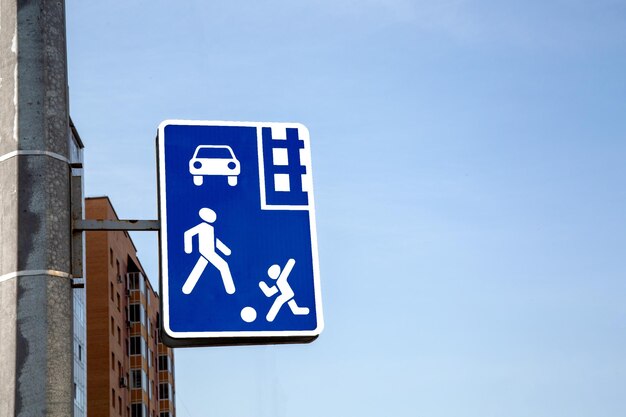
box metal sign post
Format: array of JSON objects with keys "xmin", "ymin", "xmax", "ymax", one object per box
[{"xmin": 0, "ymin": 1, "xmax": 73, "ymax": 414}]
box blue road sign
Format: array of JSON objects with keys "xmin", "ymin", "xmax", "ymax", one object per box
[{"xmin": 157, "ymin": 120, "xmax": 323, "ymax": 346}]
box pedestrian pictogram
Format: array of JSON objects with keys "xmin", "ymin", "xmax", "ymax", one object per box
[
  {"xmin": 182, "ymin": 208, "xmax": 235, "ymax": 295},
  {"xmin": 157, "ymin": 120, "xmax": 323, "ymax": 346}
]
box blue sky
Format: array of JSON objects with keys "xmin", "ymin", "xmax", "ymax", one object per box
[{"xmin": 67, "ymin": 1, "xmax": 626, "ymax": 416}]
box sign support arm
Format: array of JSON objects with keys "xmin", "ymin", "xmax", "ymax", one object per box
[{"xmin": 74, "ymin": 219, "xmax": 161, "ymax": 231}]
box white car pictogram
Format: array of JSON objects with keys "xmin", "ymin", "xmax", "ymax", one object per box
[{"xmin": 189, "ymin": 145, "xmax": 240, "ymax": 186}]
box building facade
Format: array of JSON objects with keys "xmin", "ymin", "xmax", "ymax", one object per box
[
  {"xmin": 70, "ymin": 121, "xmax": 87, "ymax": 417},
  {"xmin": 85, "ymin": 197, "xmax": 176, "ymax": 417}
]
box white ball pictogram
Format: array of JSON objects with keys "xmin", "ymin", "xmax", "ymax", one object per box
[{"xmin": 241, "ymin": 306, "xmax": 257, "ymax": 323}]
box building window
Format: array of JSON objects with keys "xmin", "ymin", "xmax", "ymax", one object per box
[
  {"xmin": 111, "ymin": 316, "xmax": 114, "ymax": 335},
  {"xmin": 130, "ymin": 336, "xmax": 140, "ymax": 355},
  {"xmin": 131, "ymin": 369, "xmax": 148, "ymax": 392},
  {"xmin": 128, "ymin": 273, "xmax": 145, "ymax": 294},
  {"xmin": 110, "ymin": 282, "xmax": 114, "ymax": 301},
  {"xmin": 112, "ymin": 388, "xmax": 116, "ymax": 407},
  {"xmin": 119, "ymin": 396, "xmax": 122, "ymax": 415},
  {"xmin": 158, "ymin": 383, "xmax": 170, "ymax": 400},
  {"xmin": 131, "ymin": 403, "xmax": 146, "ymax": 417},
  {"xmin": 74, "ymin": 295, "xmax": 85, "ymax": 325},
  {"xmin": 117, "ymin": 292, "xmax": 121, "ymax": 311},
  {"xmin": 131, "ymin": 369, "xmax": 148, "ymax": 391},
  {"xmin": 78, "ymin": 344, "xmax": 82, "ymax": 361},
  {"xmin": 131, "ymin": 369, "xmax": 142, "ymax": 389},
  {"xmin": 129, "ymin": 304, "xmax": 145, "ymax": 325},
  {"xmin": 117, "ymin": 326, "xmax": 121, "ymax": 345},
  {"xmin": 160, "ymin": 413, "xmax": 171, "ymax": 417},
  {"xmin": 111, "ymin": 352, "xmax": 115, "ymax": 370},
  {"xmin": 130, "ymin": 336, "xmax": 146, "ymax": 357},
  {"xmin": 158, "ymin": 355, "xmax": 169, "ymax": 372}
]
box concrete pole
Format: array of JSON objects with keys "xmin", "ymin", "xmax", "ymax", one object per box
[{"xmin": 0, "ymin": 1, "xmax": 73, "ymax": 416}]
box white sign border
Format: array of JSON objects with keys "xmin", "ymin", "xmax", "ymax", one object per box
[{"xmin": 157, "ymin": 119, "xmax": 324, "ymax": 341}]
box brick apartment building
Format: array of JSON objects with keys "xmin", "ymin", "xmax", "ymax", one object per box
[{"xmin": 85, "ymin": 196, "xmax": 176, "ymax": 417}]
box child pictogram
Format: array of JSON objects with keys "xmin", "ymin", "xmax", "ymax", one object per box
[
  {"xmin": 259, "ymin": 259, "xmax": 309, "ymax": 322},
  {"xmin": 182, "ymin": 207, "xmax": 235, "ymax": 295}
]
